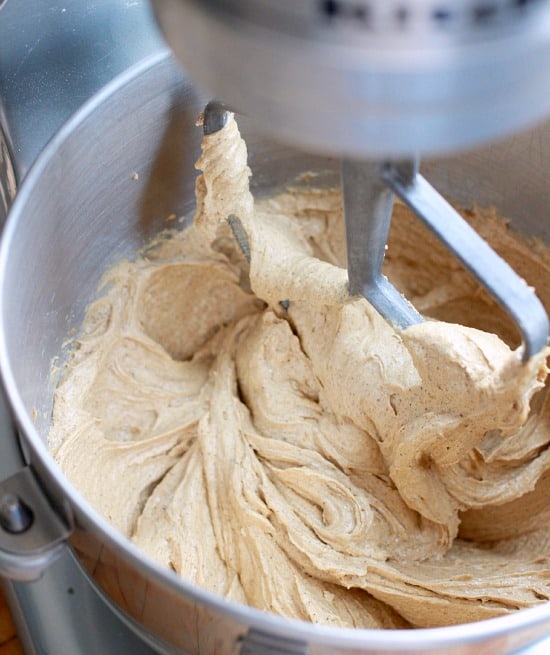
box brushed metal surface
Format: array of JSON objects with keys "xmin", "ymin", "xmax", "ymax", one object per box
[{"xmin": 0, "ymin": 0, "xmax": 166, "ymax": 181}]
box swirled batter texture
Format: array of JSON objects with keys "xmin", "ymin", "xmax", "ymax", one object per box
[{"xmin": 49, "ymin": 114, "xmax": 550, "ymax": 629}]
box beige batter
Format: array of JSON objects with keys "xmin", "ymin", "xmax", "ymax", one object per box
[{"xmin": 48, "ymin": 114, "xmax": 550, "ymax": 629}]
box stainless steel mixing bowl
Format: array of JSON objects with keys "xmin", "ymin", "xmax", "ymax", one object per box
[{"xmin": 1, "ymin": 51, "xmax": 550, "ymax": 655}]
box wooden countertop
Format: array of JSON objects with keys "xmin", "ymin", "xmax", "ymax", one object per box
[{"xmin": 0, "ymin": 589, "xmax": 22, "ymax": 655}]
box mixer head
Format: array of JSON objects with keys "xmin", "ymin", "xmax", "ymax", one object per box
[{"xmin": 154, "ymin": 0, "xmax": 550, "ymax": 157}]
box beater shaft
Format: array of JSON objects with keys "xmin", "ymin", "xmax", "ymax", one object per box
[{"xmin": 342, "ymin": 160, "xmax": 422, "ymax": 329}]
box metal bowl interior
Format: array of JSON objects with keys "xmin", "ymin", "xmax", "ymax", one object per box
[{"xmin": 2, "ymin": 51, "xmax": 550, "ymax": 654}]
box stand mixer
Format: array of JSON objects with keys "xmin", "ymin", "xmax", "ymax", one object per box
[
  {"xmin": 1, "ymin": 1, "xmax": 550, "ymax": 654},
  {"xmin": 154, "ymin": 0, "xmax": 550, "ymax": 357}
]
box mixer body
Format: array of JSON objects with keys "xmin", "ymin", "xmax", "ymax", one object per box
[
  {"xmin": 1, "ymin": 52, "xmax": 550, "ymax": 654},
  {"xmin": 153, "ymin": 0, "xmax": 550, "ymax": 158}
]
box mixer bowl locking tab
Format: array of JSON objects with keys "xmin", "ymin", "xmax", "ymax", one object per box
[{"xmin": 0, "ymin": 467, "xmax": 71, "ymax": 582}]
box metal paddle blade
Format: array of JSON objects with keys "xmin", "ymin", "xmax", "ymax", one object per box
[{"xmin": 342, "ymin": 158, "xmax": 549, "ymax": 360}]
